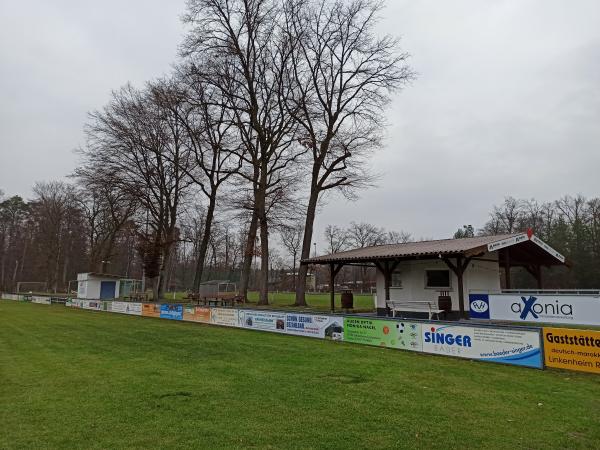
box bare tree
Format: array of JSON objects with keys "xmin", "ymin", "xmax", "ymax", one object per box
[
  {"xmin": 346, "ymin": 221, "xmax": 387, "ymax": 248},
  {"xmin": 82, "ymin": 84, "xmax": 194, "ymax": 299},
  {"xmin": 74, "ymin": 172, "xmax": 137, "ymax": 272},
  {"xmin": 386, "ymin": 230, "xmax": 412, "ymax": 244},
  {"xmin": 150, "ymin": 71, "xmax": 242, "ymax": 291},
  {"xmin": 279, "ymin": 223, "xmax": 303, "ymax": 290},
  {"xmin": 324, "ymin": 225, "xmax": 349, "ymax": 254},
  {"xmin": 287, "ymin": 0, "xmax": 413, "ymax": 305},
  {"xmin": 183, "ymin": 0, "xmax": 305, "ymax": 304}
]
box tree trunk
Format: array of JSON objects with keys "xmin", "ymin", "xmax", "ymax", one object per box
[
  {"xmin": 239, "ymin": 208, "xmax": 259, "ymax": 301},
  {"xmin": 193, "ymin": 193, "xmax": 217, "ymax": 292},
  {"xmin": 295, "ymin": 188, "xmax": 319, "ymax": 306},
  {"xmin": 156, "ymin": 239, "xmax": 173, "ymax": 300},
  {"xmin": 258, "ymin": 213, "xmax": 269, "ymax": 305}
]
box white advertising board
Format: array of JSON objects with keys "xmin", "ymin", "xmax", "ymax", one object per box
[
  {"xmin": 31, "ymin": 296, "xmax": 52, "ymax": 305},
  {"xmin": 111, "ymin": 301, "xmax": 143, "ymax": 315},
  {"xmin": 285, "ymin": 313, "xmax": 344, "ymax": 339},
  {"xmin": 238, "ymin": 310, "xmax": 286, "ymax": 332},
  {"xmin": 469, "ymin": 293, "xmax": 600, "ymax": 326},
  {"xmin": 210, "ymin": 308, "xmax": 239, "ymax": 327},
  {"xmin": 79, "ymin": 300, "xmax": 103, "ymax": 310},
  {"xmin": 421, "ymin": 323, "xmax": 542, "ymax": 368}
]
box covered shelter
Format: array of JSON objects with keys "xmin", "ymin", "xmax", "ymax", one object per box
[{"xmin": 301, "ymin": 231, "xmax": 569, "ymax": 318}]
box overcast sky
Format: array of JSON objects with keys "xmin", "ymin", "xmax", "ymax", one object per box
[{"xmin": 1, "ymin": 0, "xmax": 599, "ymax": 248}]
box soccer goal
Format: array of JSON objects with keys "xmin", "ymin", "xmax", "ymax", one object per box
[{"xmin": 16, "ymin": 281, "xmax": 49, "ymax": 294}]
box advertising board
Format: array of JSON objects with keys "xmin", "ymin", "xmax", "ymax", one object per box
[
  {"xmin": 238, "ymin": 310, "xmax": 286, "ymax": 332},
  {"xmin": 183, "ymin": 306, "xmax": 211, "ymax": 323},
  {"xmin": 469, "ymin": 293, "xmax": 600, "ymax": 326},
  {"xmin": 160, "ymin": 304, "xmax": 183, "ymax": 320},
  {"xmin": 111, "ymin": 301, "xmax": 142, "ymax": 316},
  {"xmin": 78, "ymin": 300, "xmax": 103, "ymax": 310},
  {"xmin": 343, "ymin": 317, "xmax": 422, "ymax": 351},
  {"xmin": 285, "ymin": 313, "xmax": 344, "ymax": 339},
  {"xmin": 421, "ymin": 323, "xmax": 542, "ymax": 368},
  {"xmin": 210, "ymin": 308, "xmax": 239, "ymax": 327},
  {"xmin": 543, "ymin": 327, "xmax": 600, "ymax": 374},
  {"xmin": 142, "ymin": 303, "xmax": 161, "ymax": 318},
  {"xmin": 31, "ymin": 296, "xmax": 51, "ymax": 305}
]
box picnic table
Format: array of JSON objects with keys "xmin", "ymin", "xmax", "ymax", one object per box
[
  {"xmin": 184, "ymin": 292, "xmax": 243, "ymax": 307},
  {"xmin": 123, "ymin": 293, "xmax": 149, "ymax": 302}
]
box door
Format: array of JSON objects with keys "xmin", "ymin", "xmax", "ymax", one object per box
[{"xmin": 100, "ymin": 281, "xmax": 116, "ymax": 299}]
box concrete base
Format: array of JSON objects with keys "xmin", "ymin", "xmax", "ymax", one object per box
[{"xmin": 377, "ymin": 309, "xmax": 462, "ymax": 321}]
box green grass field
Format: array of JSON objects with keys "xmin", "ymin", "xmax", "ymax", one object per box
[
  {"xmin": 1, "ymin": 300, "xmax": 599, "ymax": 449},
  {"xmin": 170, "ymin": 291, "xmax": 375, "ymax": 311}
]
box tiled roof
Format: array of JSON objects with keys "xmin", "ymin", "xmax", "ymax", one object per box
[{"xmin": 303, "ymin": 233, "xmax": 523, "ymax": 263}]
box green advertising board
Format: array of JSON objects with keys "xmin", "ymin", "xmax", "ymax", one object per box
[{"xmin": 343, "ymin": 317, "xmax": 422, "ymax": 351}]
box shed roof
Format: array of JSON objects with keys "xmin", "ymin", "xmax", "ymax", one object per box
[
  {"xmin": 84, "ymin": 272, "xmax": 123, "ymax": 279},
  {"xmin": 302, "ymin": 232, "xmax": 567, "ymax": 266}
]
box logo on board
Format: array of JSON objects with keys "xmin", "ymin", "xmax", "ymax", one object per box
[
  {"xmin": 423, "ymin": 326, "xmax": 472, "ymax": 347},
  {"xmin": 511, "ymin": 296, "xmax": 573, "ymax": 321},
  {"xmin": 469, "ymin": 294, "xmax": 490, "ymax": 319}
]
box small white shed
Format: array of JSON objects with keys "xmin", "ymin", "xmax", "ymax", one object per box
[{"xmin": 77, "ymin": 273, "xmax": 121, "ymax": 300}]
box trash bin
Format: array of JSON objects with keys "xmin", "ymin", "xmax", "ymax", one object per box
[
  {"xmin": 341, "ymin": 290, "xmax": 354, "ymax": 309},
  {"xmin": 437, "ymin": 291, "xmax": 452, "ymax": 312}
]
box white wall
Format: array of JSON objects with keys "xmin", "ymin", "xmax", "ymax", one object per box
[
  {"xmin": 375, "ymin": 253, "xmax": 501, "ymax": 311},
  {"xmin": 76, "ymin": 274, "xmax": 121, "ymax": 299}
]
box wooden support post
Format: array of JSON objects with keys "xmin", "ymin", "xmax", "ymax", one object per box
[
  {"xmin": 443, "ymin": 256, "xmax": 472, "ymax": 320},
  {"xmin": 536, "ymin": 265, "xmax": 543, "ymax": 290},
  {"xmin": 504, "ymin": 250, "xmax": 511, "ymax": 290},
  {"xmin": 329, "ymin": 263, "xmax": 335, "ymax": 313},
  {"xmin": 329, "ymin": 263, "xmax": 343, "ymax": 312},
  {"xmin": 374, "ymin": 260, "xmax": 400, "ymax": 316}
]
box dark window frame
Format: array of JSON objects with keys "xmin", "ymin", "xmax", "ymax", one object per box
[{"xmin": 424, "ymin": 269, "xmax": 451, "ymax": 289}]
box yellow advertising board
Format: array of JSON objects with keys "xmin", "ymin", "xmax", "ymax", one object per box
[{"xmin": 543, "ymin": 327, "xmax": 600, "ymax": 374}]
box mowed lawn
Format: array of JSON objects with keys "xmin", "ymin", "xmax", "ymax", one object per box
[
  {"xmin": 1, "ymin": 302, "xmax": 599, "ymax": 449},
  {"xmin": 170, "ymin": 291, "xmax": 376, "ymax": 311}
]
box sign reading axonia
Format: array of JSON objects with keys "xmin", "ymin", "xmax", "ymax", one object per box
[
  {"xmin": 469, "ymin": 293, "xmax": 600, "ymax": 326},
  {"xmin": 543, "ymin": 327, "xmax": 600, "ymax": 374}
]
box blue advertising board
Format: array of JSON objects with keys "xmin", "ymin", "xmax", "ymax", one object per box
[{"xmin": 160, "ymin": 304, "xmax": 183, "ymax": 320}]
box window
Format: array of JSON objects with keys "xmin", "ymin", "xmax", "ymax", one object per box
[
  {"xmin": 425, "ymin": 270, "xmax": 451, "ymax": 289},
  {"xmin": 391, "ymin": 271, "xmax": 402, "ymax": 288}
]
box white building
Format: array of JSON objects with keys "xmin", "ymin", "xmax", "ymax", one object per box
[
  {"xmin": 77, "ymin": 273, "xmax": 122, "ymax": 300},
  {"xmin": 303, "ymin": 232, "xmax": 567, "ymax": 317}
]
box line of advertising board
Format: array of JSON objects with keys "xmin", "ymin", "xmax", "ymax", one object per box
[
  {"xmin": 469, "ymin": 293, "xmax": 600, "ymax": 326},
  {"xmin": 36, "ymin": 297, "xmax": 600, "ymax": 374}
]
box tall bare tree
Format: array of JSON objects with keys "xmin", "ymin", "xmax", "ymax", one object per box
[
  {"xmin": 150, "ymin": 71, "xmax": 242, "ymax": 291},
  {"xmin": 183, "ymin": 0, "xmax": 304, "ymax": 304},
  {"xmin": 83, "ymin": 84, "xmax": 194, "ymax": 299},
  {"xmin": 287, "ymin": 0, "xmax": 413, "ymax": 305}
]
